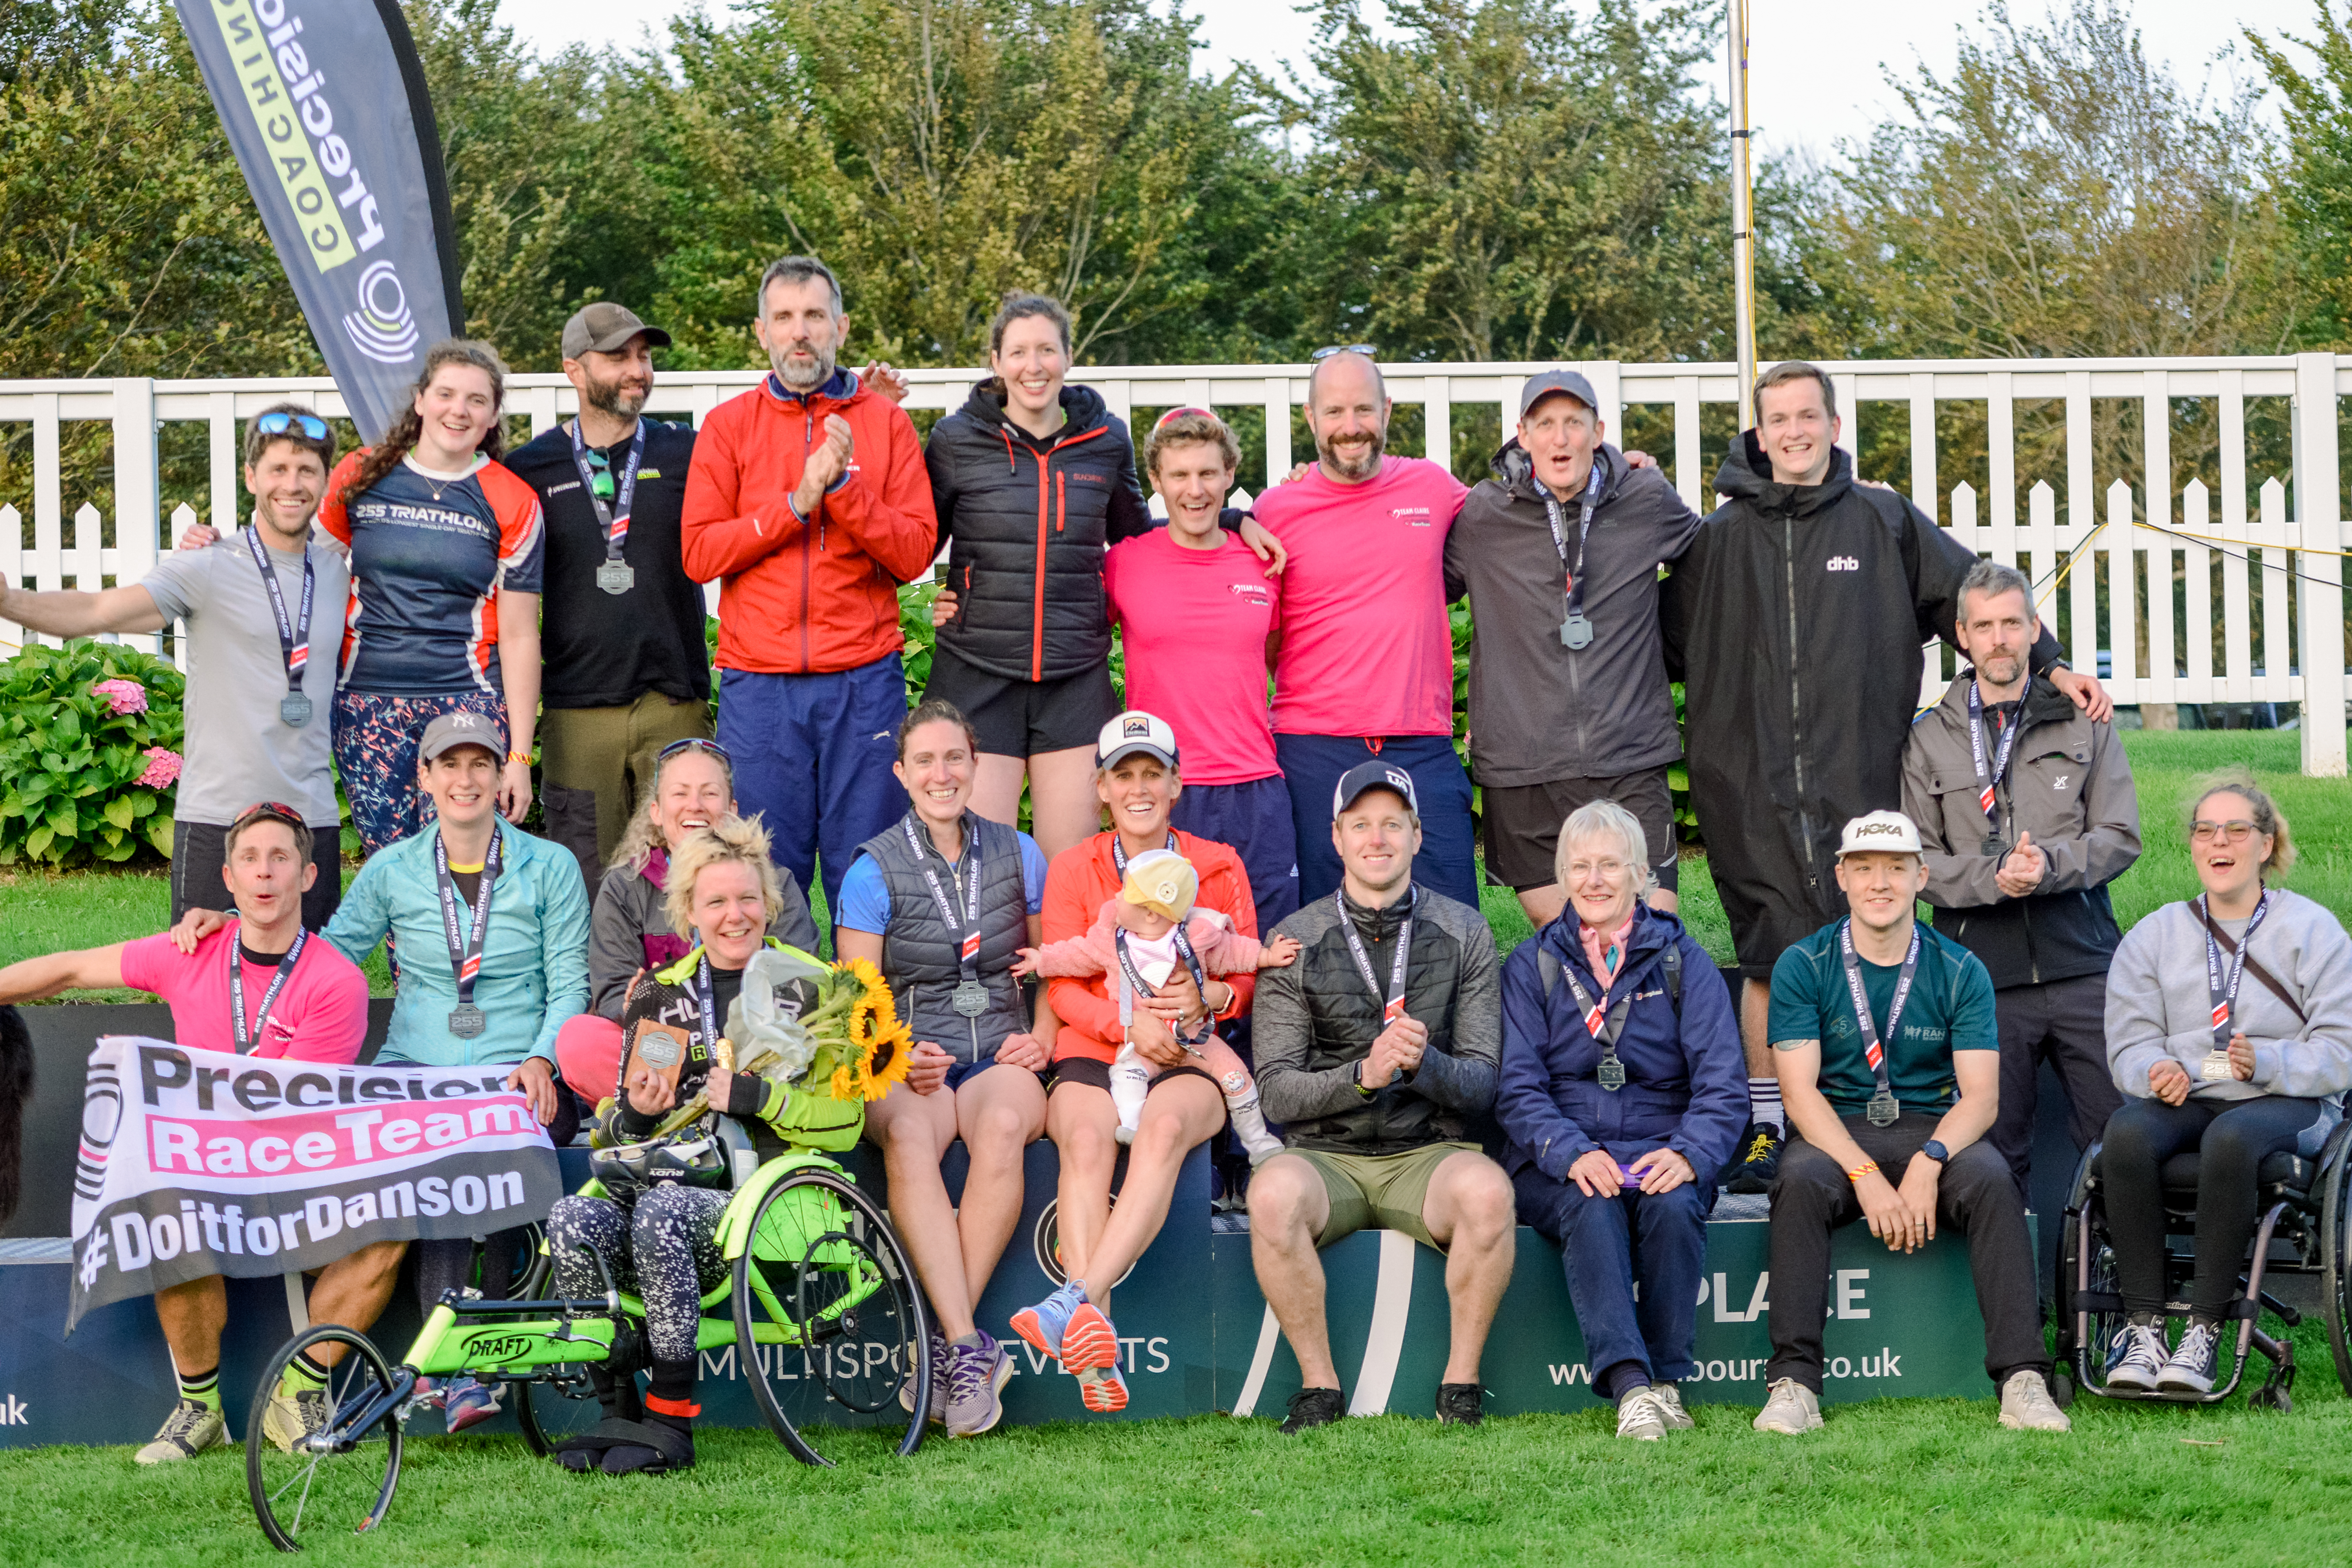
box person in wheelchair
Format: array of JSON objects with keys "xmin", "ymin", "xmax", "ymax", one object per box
[
  {"xmin": 2100, "ymin": 769, "xmax": 2352, "ymax": 1394},
  {"xmin": 544, "ymin": 816, "xmax": 859, "ymax": 1474}
]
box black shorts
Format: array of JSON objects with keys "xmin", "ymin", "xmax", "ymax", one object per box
[
  {"xmin": 1049, "ymin": 1056, "xmax": 1220, "ymax": 1098},
  {"xmin": 173, "ymin": 817, "xmax": 344, "ymax": 932},
  {"xmin": 1480, "ymin": 765, "xmax": 1678, "ymax": 894},
  {"xmin": 923, "ymin": 644, "xmax": 1118, "ymax": 757}
]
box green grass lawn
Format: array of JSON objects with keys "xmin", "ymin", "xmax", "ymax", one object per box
[{"xmin": 4, "ymin": 1318, "xmax": 2351, "ymax": 1565}]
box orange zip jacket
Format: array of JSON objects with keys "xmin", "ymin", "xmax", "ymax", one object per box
[{"xmin": 682, "ymin": 370, "xmax": 939, "ymax": 675}]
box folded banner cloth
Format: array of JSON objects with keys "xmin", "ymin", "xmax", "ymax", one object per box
[{"xmin": 67, "ymin": 1036, "xmax": 560, "ymax": 1331}]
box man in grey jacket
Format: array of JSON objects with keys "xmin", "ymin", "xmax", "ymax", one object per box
[
  {"xmin": 1446, "ymin": 370, "xmax": 1702, "ymax": 928},
  {"xmin": 1248, "ymin": 760, "xmax": 1514, "ymax": 1432},
  {"xmin": 1902, "ymin": 560, "xmax": 2140, "ymax": 1200}
]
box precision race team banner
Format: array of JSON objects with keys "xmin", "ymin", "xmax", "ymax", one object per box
[
  {"xmin": 67, "ymin": 1038, "xmax": 560, "ymax": 1331},
  {"xmin": 171, "ymin": 0, "xmax": 464, "ymax": 441}
]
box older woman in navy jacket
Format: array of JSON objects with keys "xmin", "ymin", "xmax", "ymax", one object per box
[{"xmin": 1498, "ymin": 800, "xmax": 1746, "ymax": 1441}]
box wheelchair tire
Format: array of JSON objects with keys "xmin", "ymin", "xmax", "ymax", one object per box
[
  {"xmin": 2318, "ymin": 1122, "xmax": 2352, "ymax": 1395},
  {"xmin": 2057, "ymin": 1202, "xmax": 2124, "ymax": 1384},
  {"xmin": 245, "ymin": 1325, "xmax": 404, "ymax": 1553},
  {"xmin": 730, "ymin": 1166, "xmax": 932, "ymax": 1468}
]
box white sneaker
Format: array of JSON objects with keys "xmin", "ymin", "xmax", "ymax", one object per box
[
  {"xmin": 1109, "ymin": 1044, "xmax": 1150, "ymax": 1147},
  {"xmin": 1651, "ymin": 1381, "xmax": 1695, "ymax": 1430},
  {"xmin": 1998, "ymin": 1369, "xmax": 2072, "ymax": 1432},
  {"xmin": 1615, "ymin": 1386, "xmax": 1671, "ymax": 1441},
  {"xmin": 1752, "ymin": 1377, "xmax": 1822, "ymax": 1434},
  {"xmin": 2103, "ymin": 1322, "xmax": 2168, "ymax": 1392},
  {"xmin": 135, "ymin": 1399, "xmax": 227, "ymax": 1464},
  {"xmin": 1220, "ymin": 1074, "xmax": 1284, "ymax": 1164}
]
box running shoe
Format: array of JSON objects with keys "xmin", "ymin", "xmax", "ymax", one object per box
[
  {"xmin": 1615, "ymin": 1386, "xmax": 1670, "ymax": 1441},
  {"xmin": 1435, "ymin": 1382, "xmax": 1485, "ymax": 1426},
  {"xmin": 946, "ymin": 1333, "xmax": 1015, "ymax": 1438},
  {"xmin": 1752, "ymin": 1377, "xmax": 1822, "ymax": 1434},
  {"xmin": 1278, "ymin": 1386, "xmax": 1344, "ymax": 1434},
  {"xmin": 1725, "ymin": 1122, "xmax": 1784, "ymax": 1195},
  {"xmin": 1997, "ymin": 1369, "xmax": 2072, "ymax": 1431},
  {"xmin": 1009, "ymin": 1280, "xmax": 1088, "ymax": 1368},
  {"xmin": 1076, "ymin": 1361, "xmax": 1129, "ymax": 1414},
  {"xmin": 2103, "ymin": 1321, "xmax": 2168, "ymax": 1392},
  {"xmin": 263, "ymin": 1388, "xmax": 329, "ymax": 1454},
  {"xmin": 442, "ymin": 1375, "xmax": 504, "ymax": 1434},
  {"xmin": 900, "ymin": 1328, "xmax": 951, "ymax": 1426},
  {"xmin": 1651, "ymin": 1381, "xmax": 1695, "ymax": 1430},
  {"xmin": 2157, "ymin": 1320, "xmax": 2222, "ymax": 1393},
  {"xmin": 1057, "ymin": 1301, "xmax": 1121, "ymax": 1375},
  {"xmin": 134, "ymin": 1399, "xmax": 226, "ymax": 1464}
]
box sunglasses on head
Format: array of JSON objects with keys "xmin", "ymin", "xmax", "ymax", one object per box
[
  {"xmin": 657, "ymin": 738, "xmax": 733, "ymax": 767},
  {"xmin": 231, "ymin": 801, "xmax": 306, "ymax": 834},
  {"xmin": 1309, "ymin": 345, "xmax": 1378, "ymax": 362},
  {"xmin": 1153, "ymin": 406, "xmax": 1221, "ymax": 431},
  {"xmin": 254, "ymin": 411, "xmax": 330, "ymax": 442}
]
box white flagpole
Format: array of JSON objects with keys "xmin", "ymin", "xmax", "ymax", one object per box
[{"xmin": 1730, "ymin": 0, "xmax": 1758, "ymax": 431}]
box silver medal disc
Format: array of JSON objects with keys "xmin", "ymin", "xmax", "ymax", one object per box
[
  {"xmin": 596, "ymin": 562, "xmax": 635, "ymax": 595},
  {"xmin": 448, "ymin": 1002, "xmax": 487, "ymax": 1039},
  {"xmin": 1865, "ymin": 1090, "xmax": 1901, "ymax": 1127},
  {"xmin": 2199, "ymin": 1049, "xmax": 2235, "ymax": 1082},
  {"xmin": 279, "ymin": 693, "xmax": 313, "ymax": 728},
  {"xmin": 1561, "ymin": 613, "xmax": 1594, "ymax": 650},
  {"xmin": 637, "ymin": 1032, "xmax": 681, "ymax": 1069},
  {"xmin": 951, "ymin": 980, "xmax": 991, "ymax": 1017},
  {"xmin": 1597, "ymin": 1057, "xmax": 1626, "ymax": 1092}
]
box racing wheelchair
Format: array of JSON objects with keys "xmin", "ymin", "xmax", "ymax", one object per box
[
  {"xmin": 242, "ymin": 1114, "xmax": 932, "ymax": 1552},
  {"xmin": 2053, "ymin": 1119, "xmax": 2352, "ymax": 1411}
]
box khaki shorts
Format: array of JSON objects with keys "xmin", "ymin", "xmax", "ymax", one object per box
[{"xmin": 1280, "ymin": 1142, "xmax": 1485, "ymax": 1250}]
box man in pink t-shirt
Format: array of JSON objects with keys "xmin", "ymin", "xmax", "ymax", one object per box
[
  {"xmin": 0, "ymin": 804, "xmax": 394, "ymax": 1464},
  {"xmin": 1252, "ymin": 350, "xmax": 1479, "ymax": 909}
]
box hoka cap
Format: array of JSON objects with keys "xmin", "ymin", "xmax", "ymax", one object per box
[
  {"xmin": 1838, "ymin": 810, "xmax": 1923, "ymax": 857},
  {"xmin": 1097, "ymin": 710, "xmax": 1179, "ymax": 771},
  {"xmin": 1333, "ymin": 760, "xmax": 1419, "ymax": 820}
]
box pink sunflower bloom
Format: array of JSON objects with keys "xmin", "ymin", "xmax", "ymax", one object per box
[
  {"xmin": 134, "ymin": 746, "xmax": 181, "ymax": 789},
  {"xmin": 92, "ymin": 678, "xmax": 148, "ymax": 715}
]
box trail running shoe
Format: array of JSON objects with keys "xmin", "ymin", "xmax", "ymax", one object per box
[
  {"xmin": 901, "ymin": 1328, "xmax": 951, "ymax": 1425},
  {"xmin": 134, "ymin": 1399, "xmax": 227, "ymax": 1464},
  {"xmin": 1279, "ymin": 1386, "xmax": 1344, "ymax": 1434},
  {"xmin": 1726, "ymin": 1122, "xmax": 1784, "ymax": 1195},
  {"xmin": 1616, "ymin": 1386, "xmax": 1670, "ymax": 1441},
  {"xmin": 946, "ymin": 1333, "xmax": 1015, "ymax": 1437},
  {"xmin": 2157, "ymin": 1321, "xmax": 2222, "ymax": 1393},
  {"xmin": 442, "ymin": 1375, "xmax": 504, "ymax": 1434},
  {"xmin": 1435, "ymin": 1383, "xmax": 1485, "ymax": 1426},
  {"xmin": 1753, "ymin": 1377, "xmax": 1822, "ymax": 1434},
  {"xmin": 1009, "ymin": 1281, "xmax": 1087, "ymax": 1367},
  {"xmin": 1652, "ymin": 1381, "xmax": 1695, "ymax": 1430},
  {"xmin": 263, "ymin": 1388, "xmax": 330, "ymax": 1454},
  {"xmin": 1997, "ymin": 1369, "xmax": 2072, "ymax": 1432},
  {"xmin": 1077, "ymin": 1361, "xmax": 1129, "ymax": 1414},
  {"xmin": 2103, "ymin": 1322, "xmax": 2168, "ymax": 1392}
]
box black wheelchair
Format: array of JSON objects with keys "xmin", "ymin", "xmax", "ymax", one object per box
[{"xmin": 2053, "ymin": 1121, "xmax": 2352, "ymax": 1410}]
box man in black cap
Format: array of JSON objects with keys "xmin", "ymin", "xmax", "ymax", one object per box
[
  {"xmin": 1446, "ymin": 369, "xmax": 1702, "ymax": 931},
  {"xmin": 503, "ymin": 303, "xmax": 715, "ymax": 890}
]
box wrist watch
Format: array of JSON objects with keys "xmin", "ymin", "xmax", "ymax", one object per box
[
  {"xmin": 1920, "ymin": 1140, "xmax": 1951, "ymax": 1167},
  {"xmin": 1354, "ymin": 1059, "xmax": 1376, "ymax": 1098}
]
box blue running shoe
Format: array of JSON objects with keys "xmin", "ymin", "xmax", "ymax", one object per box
[{"xmin": 1009, "ymin": 1281, "xmax": 1086, "ymax": 1367}]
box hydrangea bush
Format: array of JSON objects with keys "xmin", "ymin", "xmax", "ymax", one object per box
[{"xmin": 0, "ymin": 641, "xmax": 185, "ymax": 865}]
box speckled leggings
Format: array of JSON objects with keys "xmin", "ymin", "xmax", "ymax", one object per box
[{"xmin": 547, "ymin": 1185, "xmax": 730, "ymax": 1363}]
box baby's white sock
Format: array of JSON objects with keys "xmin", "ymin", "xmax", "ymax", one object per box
[
  {"xmin": 1110, "ymin": 1041, "xmax": 1150, "ymax": 1145},
  {"xmin": 1220, "ymin": 1070, "xmax": 1283, "ymax": 1164}
]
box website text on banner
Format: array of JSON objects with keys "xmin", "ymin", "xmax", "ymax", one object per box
[{"xmin": 67, "ymin": 1036, "xmax": 561, "ymax": 1330}]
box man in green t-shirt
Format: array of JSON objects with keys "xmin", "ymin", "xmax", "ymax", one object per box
[{"xmin": 1754, "ymin": 811, "xmax": 2068, "ymax": 1436}]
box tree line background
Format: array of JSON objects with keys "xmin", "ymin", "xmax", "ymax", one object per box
[{"xmin": 10, "ymin": 0, "xmax": 2352, "ymax": 515}]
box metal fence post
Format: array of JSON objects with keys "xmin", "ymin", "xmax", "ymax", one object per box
[{"xmin": 2293, "ymin": 353, "xmax": 2347, "ymax": 776}]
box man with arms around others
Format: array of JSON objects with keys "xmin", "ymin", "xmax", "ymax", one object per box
[
  {"xmin": 1756, "ymin": 809, "xmax": 2068, "ymax": 1436},
  {"xmin": 1662, "ymin": 361, "xmax": 2110, "ymax": 1194},
  {"xmin": 1902, "ymin": 559, "xmax": 2139, "ymax": 1209},
  {"xmin": 0, "ymin": 803, "xmax": 383, "ymax": 1462},
  {"xmin": 1446, "ymin": 369, "xmax": 1701, "ymax": 928},
  {"xmin": 1, "ymin": 406, "xmax": 349, "ymax": 929},
  {"xmin": 1248, "ymin": 761, "xmax": 1515, "ymax": 1430}
]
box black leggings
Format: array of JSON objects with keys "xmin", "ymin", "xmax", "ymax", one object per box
[{"xmin": 2103, "ymin": 1094, "xmax": 2329, "ymax": 1319}]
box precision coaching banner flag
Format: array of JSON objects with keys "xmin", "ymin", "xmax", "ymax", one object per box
[
  {"xmin": 66, "ymin": 1037, "xmax": 560, "ymax": 1332},
  {"xmin": 171, "ymin": 0, "xmax": 464, "ymax": 442}
]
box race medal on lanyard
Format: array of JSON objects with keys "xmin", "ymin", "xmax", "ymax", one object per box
[
  {"xmin": 1840, "ymin": 917, "xmax": 1920, "ymax": 1127},
  {"xmin": 1554, "ymin": 939, "xmax": 1633, "ymax": 1091},
  {"xmin": 1545, "ymin": 463, "xmax": 1605, "ymax": 651},
  {"xmin": 902, "ymin": 816, "xmax": 992, "ymax": 1018},
  {"xmin": 246, "ymin": 525, "xmax": 316, "ymax": 728},
  {"xmin": 435, "ymin": 828, "xmax": 502, "ymax": 1039},
  {"xmin": 1338, "ymin": 887, "xmax": 1416, "ymax": 1083},
  {"xmin": 227, "ymin": 924, "xmax": 309, "ymax": 1055},
  {"xmin": 1966, "ymin": 682, "xmax": 2021, "ymax": 859},
  {"xmin": 2199, "ymin": 890, "xmax": 2272, "ymax": 1081},
  {"xmin": 571, "ymin": 418, "xmax": 646, "ymax": 595}
]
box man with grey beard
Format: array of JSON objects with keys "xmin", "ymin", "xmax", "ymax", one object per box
[{"xmin": 680, "ymin": 257, "xmax": 940, "ymax": 930}]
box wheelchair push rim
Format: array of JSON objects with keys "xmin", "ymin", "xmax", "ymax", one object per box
[
  {"xmin": 245, "ymin": 1324, "xmax": 406, "ymax": 1553},
  {"xmin": 731, "ymin": 1166, "xmax": 932, "ymax": 1466}
]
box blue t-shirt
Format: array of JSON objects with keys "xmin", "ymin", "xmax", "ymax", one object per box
[
  {"xmin": 836, "ymin": 832, "xmax": 1049, "ymax": 933},
  {"xmin": 1768, "ymin": 919, "xmax": 1997, "ymax": 1117}
]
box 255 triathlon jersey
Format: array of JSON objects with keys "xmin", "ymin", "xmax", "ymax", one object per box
[{"xmin": 319, "ymin": 451, "xmax": 547, "ymax": 695}]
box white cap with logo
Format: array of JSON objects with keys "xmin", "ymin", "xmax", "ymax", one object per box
[
  {"xmin": 1096, "ymin": 710, "xmax": 1179, "ymax": 770},
  {"xmin": 1836, "ymin": 810, "xmax": 1923, "ymax": 857}
]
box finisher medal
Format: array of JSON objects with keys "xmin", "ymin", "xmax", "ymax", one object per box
[
  {"xmin": 2199, "ymin": 1050, "xmax": 2235, "ymax": 1082},
  {"xmin": 1560, "ymin": 613, "xmax": 1594, "ymax": 650},
  {"xmin": 952, "ymin": 980, "xmax": 992, "ymax": 1017},
  {"xmin": 1596, "ymin": 1055, "xmax": 1627, "ymax": 1092},
  {"xmin": 1866, "ymin": 1089, "xmax": 1901, "ymax": 1127},
  {"xmin": 448, "ymin": 1002, "xmax": 487, "ymax": 1039},
  {"xmin": 596, "ymin": 562, "xmax": 635, "ymax": 595},
  {"xmin": 279, "ymin": 694, "xmax": 313, "ymax": 728}
]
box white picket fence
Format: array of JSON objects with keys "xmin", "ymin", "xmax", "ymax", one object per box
[{"xmin": 2, "ymin": 354, "xmax": 2345, "ymax": 774}]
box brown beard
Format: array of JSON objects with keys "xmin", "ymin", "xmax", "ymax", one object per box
[
  {"xmin": 1317, "ymin": 426, "xmax": 1386, "ymax": 481},
  {"xmin": 582, "ymin": 368, "xmax": 648, "ymax": 422}
]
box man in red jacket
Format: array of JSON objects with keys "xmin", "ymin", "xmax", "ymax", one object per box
[{"xmin": 683, "ymin": 255, "xmax": 940, "ymax": 930}]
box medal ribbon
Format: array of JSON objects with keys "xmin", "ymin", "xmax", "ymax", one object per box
[
  {"xmin": 1337, "ymin": 887, "xmax": 1416, "ymax": 1026},
  {"xmin": 568, "ymin": 417, "xmax": 647, "ymax": 564},
  {"xmin": 433, "ymin": 827, "xmax": 502, "ymax": 1009},
  {"xmin": 245, "ymin": 524, "xmax": 315, "ymax": 701},
  {"xmin": 1540, "ymin": 456, "xmax": 1608, "ymax": 629},
  {"xmin": 226, "ymin": 922, "xmax": 309, "ymax": 1056},
  {"xmin": 1552, "ymin": 935, "xmax": 1635, "ymax": 1047},
  {"xmin": 1114, "ymin": 925, "xmax": 1212, "ymax": 1047},
  {"xmin": 1838, "ymin": 918, "xmax": 1921, "ymax": 1100},
  {"xmin": 2201, "ymin": 889, "xmax": 2274, "ymax": 1049},
  {"xmin": 902, "ymin": 813, "xmax": 984, "ymax": 987},
  {"xmin": 1965, "ymin": 681, "xmax": 2022, "ymax": 819}
]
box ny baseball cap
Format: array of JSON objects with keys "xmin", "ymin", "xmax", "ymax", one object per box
[
  {"xmin": 1518, "ymin": 368, "xmax": 1600, "ymax": 420},
  {"xmin": 1120, "ymin": 849, "xmax": 1199, "ymax": 922},
  {"xmin": 1096, "ymin": 710, "xmax": 1179, "ymax": 771},
  {"xmin": 561, "ymin": 302, "xmax": 673, "ymax": 362},
  {"xmin": 1837, "ymin": 810, "xmax": 1924, "ymax": 857},
  {"xmin": 418, "ymin": 709, "xmax": 506, "ymax": 764},
  {"xmin": 1332, "ymin": 759, "xmax": 1419, "ymax": 820}
]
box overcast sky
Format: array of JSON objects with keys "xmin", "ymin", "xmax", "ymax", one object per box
[{"xmin": 500, "ymin": 0, "xmax": 2328, "ymax": 161}]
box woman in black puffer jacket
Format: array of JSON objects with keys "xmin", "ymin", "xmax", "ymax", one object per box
[{"xmin": 923, "ymin": 295, "xmax": 1152, "ymax": 858}]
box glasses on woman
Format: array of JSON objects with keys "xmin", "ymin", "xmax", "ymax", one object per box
[
  {"xmin": 253, "ymin": 411, "xmax": 329, "ymax": 442},
  {"xmin": 1309, "ymin": 345, "xmax": 1378, "ymax": 361},
  {"xmin": 2191, "ymin": 819, "xmax": 2258, "ymax": 844},
  {"xmin": 1565, "ymin": 858, "xmax": 1631, "ymax": 883},
  {"xmin": 657, "ymin": 737, "xmax": 733, "ymax": 766}
]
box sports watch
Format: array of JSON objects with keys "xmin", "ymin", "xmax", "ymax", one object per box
[{"xmin": 1920, "ymin": 1140, "xmax": 1951, "ymax": 1166}]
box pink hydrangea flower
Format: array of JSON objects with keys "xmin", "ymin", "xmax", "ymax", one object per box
[
  {"xmin": 92, "ymin": 678, "xmax": 148, "ymax": 715},
  {"xmin": 134, "ymin": 746, "xmax": 181, "ymax": 789}
]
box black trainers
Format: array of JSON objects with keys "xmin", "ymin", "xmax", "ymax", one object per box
[
  {"xmin": 1725, "ymin": 1122, "xmax": 1783, "ymax": 1195},
  {"xmin": 1278, "ymin": 1386, "xmax": 1344, "ymax": 1434},
  {"xmin": 1435, "ymin": 1383, "xmax": 1485, "ymax": 1426}
]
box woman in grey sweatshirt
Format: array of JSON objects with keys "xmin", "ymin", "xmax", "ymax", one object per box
[{"xmin": 2099, "ymin": 769, "xmax": 2352, "ymax": 1394}]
